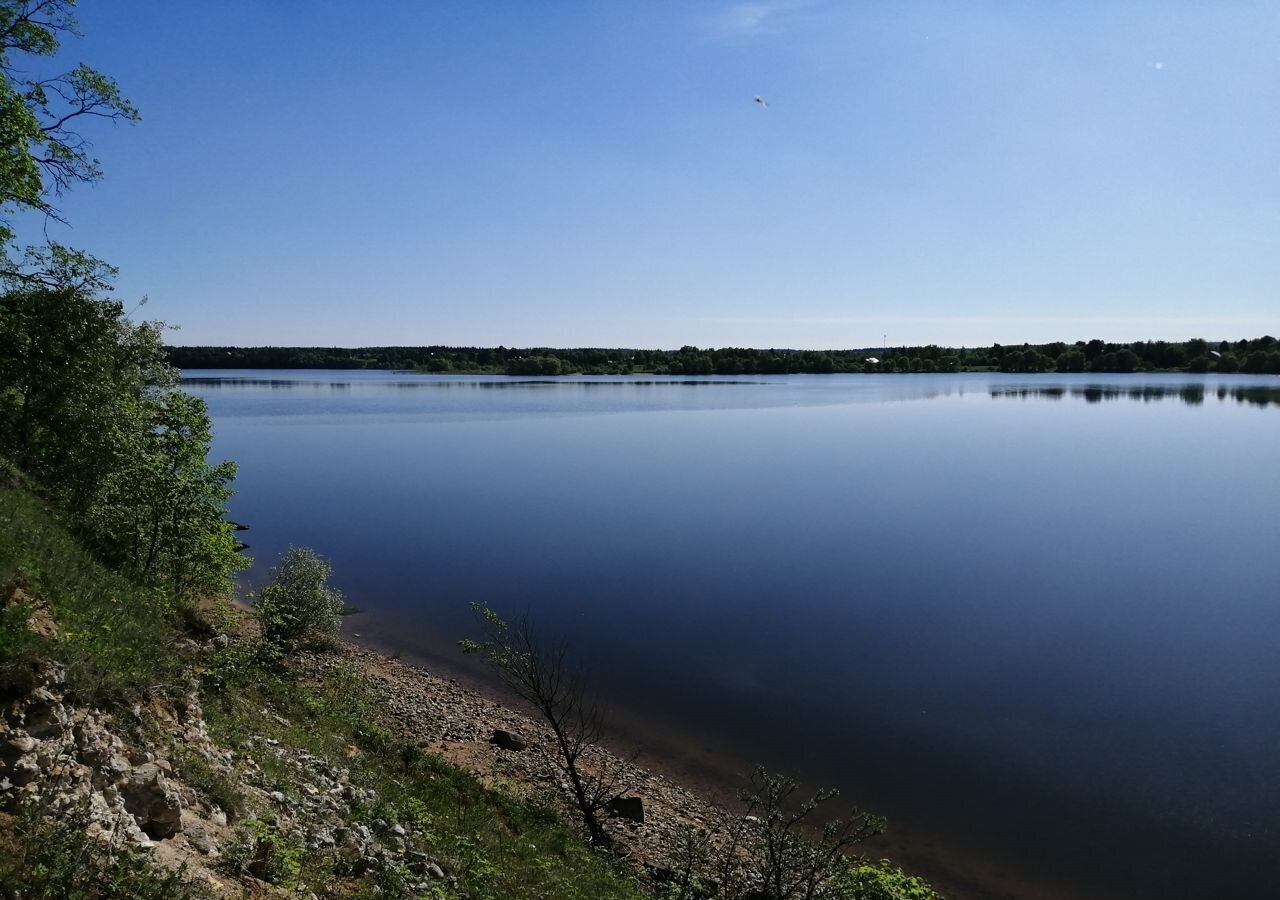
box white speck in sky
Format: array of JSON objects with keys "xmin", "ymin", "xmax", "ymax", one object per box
[
  {"xmin": 719, "ymin": 3, "xmax": 774, "ymax": 37},
  {"xmin": 1153, "ymin": 61, "xmax": 1166, "ymax": 70}
]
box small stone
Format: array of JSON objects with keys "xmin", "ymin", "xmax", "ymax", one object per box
[
  {"xmin": 3, "ymin": 735, "xmax": 38, "ymax": 756},
  {"xmin": 96, "ymin": 755, "xmax": 130, "ymax": 789},
  {"xmin": 489, "ymin": 729, "xmax": 527, "ymax": 751},
  {"xmin": 10, "ymin": 755, "xmax": 40, "ymax": 787},
  {"xmin": 608, "ymin": 795, "xmax": 645, "ymax": 824},
  {"xmin": 181, "ymin": 812, "xmax": 216, "ymax": 855}
]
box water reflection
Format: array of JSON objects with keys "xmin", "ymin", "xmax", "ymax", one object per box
[
  {"xmin": 186, "ymin": 368, "xmax": 1280, "ymax": 900},
  {"xmin": 991, "ymin": 384, "xmax": 1280, "ymax": 407},
  {"xmin": 180, "ymin": 376, "xmax": 769, "ymax": 389}
]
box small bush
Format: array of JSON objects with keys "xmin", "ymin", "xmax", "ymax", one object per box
[
  {"xmin": 172, "ymin": 747, "xmax": 246, "ymax": 821},
  {"xmin": 255, "ymin": 547, "xmax": 344, "ymax": 652},
  {"xmin": 222, "ymin": 818, "xmax": 307, "ymax": 888},
  {"xmin": 836, "ymin": 861, "xmax": 944, "ymax": 900}
]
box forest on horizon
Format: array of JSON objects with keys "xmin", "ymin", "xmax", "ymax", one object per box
[{"xmin": 169, "ymin": 336, "xmax": 1280, "ymax": 376}]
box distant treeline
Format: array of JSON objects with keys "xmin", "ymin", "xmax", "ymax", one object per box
[{"xmin": 168, "ymin": 336, "xmax": 1280, "ymax": 375}]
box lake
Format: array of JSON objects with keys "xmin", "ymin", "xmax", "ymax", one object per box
[{"xmin": 184, "ymin": 370, "xmax": 1280, "ymax": 900}]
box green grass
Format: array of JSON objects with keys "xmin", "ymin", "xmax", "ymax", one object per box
[
  {"xmin": 0, "ymin": 470, "xmax": 939, "ymax": 900},
  {"xmin": 0, "ymin": 803, "xmax": 206, "ymax": 900},
  {"xmin": 171, "ymin": 744, "xmax": 248, "ymax": 820},
  {"xmin": 1, "ymin": 477, "xmax": 647, "ymax": 898},
  {"xmin": 0, "ymin": 485, "xmax": 187, "ymax": 704},
  {"xmin": 202, "ymin": 651, "xmax": 648, "ymax": 900}
]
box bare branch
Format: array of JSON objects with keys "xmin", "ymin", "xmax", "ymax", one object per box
[{"xmin": 461, "ymin": 605, "xmax": 634, "ymax": 845}]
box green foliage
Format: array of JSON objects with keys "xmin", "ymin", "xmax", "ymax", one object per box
[
  {"xmin": 169, "ymin": 334, "xmax": 1280, "ymax": 375},
  {"xmin": 256, "ymin": 547, "xmax": 344, "ymax": 652},
  {"xmin": 835, "ymin": 861, "xmax": 944, "ymax": 900},
  {"xmin": 0, "ymin": 485, "xmax": 186, "ymax": 703},
  {"xmin": 0, "ymin": 288, "xmax": 168, "ymax": 501},
  {"xmin": 172, "ymin": 746, "xmax": 247, "ymax": 820},
  {"xmin": 506, "ymin": 354, "xmax": 570, "ymax": 375},
  {"xmin": 0, "ymin": 0, "xmax": 139, "ymax": 278},
  {"xmin": 223, "ymin": 818, "xmax": 308, "ymax": 888},
  {"xmin": 85, "ymin": 390, "xmax": 242, "ymax": 599},
  {"xmin": 1056, "ymin": 350, "xmax": 1086, "ymax": 373},
  {"xmin": 0, "ymin": 801, "xmax": 205, "ymax": 899},
  {"xmin": 202, "ymin": 653, "xmax": 646, "ymax": 900},
  {"xmin": 0, "ymin": 287, "xmax": 246, "ymax": 601}
]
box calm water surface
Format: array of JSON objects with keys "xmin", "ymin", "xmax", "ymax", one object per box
[{"xmin": 185, "ymin": 371, "xmax": 1280, "ymax": 899}]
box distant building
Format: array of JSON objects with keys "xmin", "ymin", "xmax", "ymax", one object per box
[{"xmin": 865, "ymin": 357, "xmax": 880, "ymax": 364}]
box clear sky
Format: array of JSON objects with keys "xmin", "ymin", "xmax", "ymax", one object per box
[{"xmin": 29, "ymin": 0, "xmax": 1280, "ymax": 348}]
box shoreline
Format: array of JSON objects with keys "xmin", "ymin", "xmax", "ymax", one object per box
[
  {"xmin": 320, "ymin": 639, "xmax": 742, "ymax": 879},
  {"xmin": 338, "ymin": 626, "xmax": 1115, "ymax": 900}
]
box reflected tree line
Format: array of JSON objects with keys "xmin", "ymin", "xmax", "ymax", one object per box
[
  {"xmin": 991, "ymin": 385, "xmax": 1280, "ymax": 407},
  {"xmin": 180, "ymin": 377, "xmax": 765, "ymax": 390}
]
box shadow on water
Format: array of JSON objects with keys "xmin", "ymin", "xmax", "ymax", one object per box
[{"xmin": 990, "ymin": 384, "xmax": 1280, "ymax": 408}]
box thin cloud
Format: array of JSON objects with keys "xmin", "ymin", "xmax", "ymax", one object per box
[
  {"xmin": 721, "ymin": 3, "xmax": 773, "ymax": 36},
  {"xmin": 710, "ymin": 1, "xmax": 819, "ymax": 40}
]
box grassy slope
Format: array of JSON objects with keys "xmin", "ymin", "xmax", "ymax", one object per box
[
  {"xmin": 0, "ymin": 480, "xmax": 186, "ymax": 703},
  {"xmin": 0, "ymin": 477, "xmax": 939, "ymax": 900},
  {"xmin": 199, "ymin": 648, "xmax": 647, "ymax": 899},
  {"xmin": 0, "ymin": 479, "xmax": 645, "ymax": 900}
]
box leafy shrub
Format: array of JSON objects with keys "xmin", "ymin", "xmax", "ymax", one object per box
[
  {"xmin": 836, "ymin": 861, "xmax": 944, "ymax": 900},
  {"xmin": 222, "ymin": 818, "xmax": 307, "ymax": 887},
  {"xmin": 255, "ymin": 547, "xmax": 344, "ymax": 652},
  {"xmin": 0, "ymin": 289, "xmax": 246, "ymax": 601},
  {"xmin": 172, "ymin": 747, "xmax": 246, "ymax": 821}
]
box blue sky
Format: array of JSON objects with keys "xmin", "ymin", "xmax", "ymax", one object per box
[{"xmin": 28, "ymin": 1, "xmax": 1280, "ymax": 348}]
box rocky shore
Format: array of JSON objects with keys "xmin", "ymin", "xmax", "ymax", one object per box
[
  {"xmin": 305, "ymin": 643, "xmax": 742, "ymax": 876},
  {"xmin": 0, "ymin": 615, "xmax": 747, "ymax": 896}
]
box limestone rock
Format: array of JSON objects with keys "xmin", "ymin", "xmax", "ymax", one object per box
[
  {"xmin": 180, "ymin": 811, "xmax": 216, "ymax": 855},
  {"xmin": 122, "ymin": 761, "xmax": 183, "ymax": 838},
  {"xmin": 3, "ymin": 735, "xmax": 37, "ymax": 756}
]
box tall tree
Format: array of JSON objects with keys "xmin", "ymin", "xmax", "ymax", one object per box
[
  {"xmin": 0, "ymin": 0, "xmax": 137, "ymax": 287},
  {"xmin": 0, "ymin": 287, "xmax": 245, "ymax": 600}
]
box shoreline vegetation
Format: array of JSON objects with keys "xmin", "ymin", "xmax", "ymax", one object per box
[
  {"xmin": 0, "ymin": 465, "xmax": 941, "ymax": 900},
  {"xmin": 167, "ymin": 337, "xmax": 1280, "ymax": 376},
  {"xmin": 0, "ymin": 7, "xmax": 1269, "ymax": 898},
  {"xmin": 0, "ymin": 285, "xmax": 948, "ymax": 898},
  {"xmin": 0, "ymin": 8, "xmax": 929, "ymax": 896}
]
